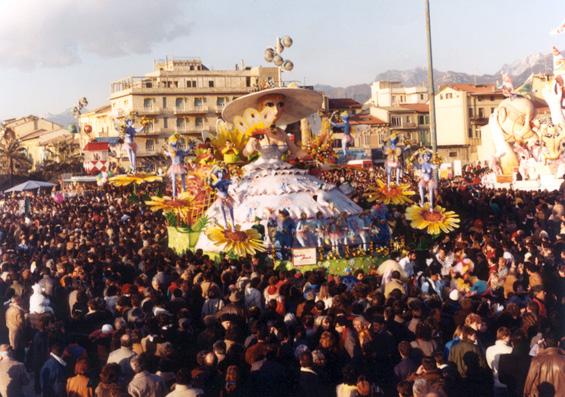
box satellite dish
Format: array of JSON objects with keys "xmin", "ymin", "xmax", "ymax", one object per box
[
  {"xmin": 273, "ymin": 55, "xmax": 284, "ymax": 66},
  {"xmin": 282, "ymin": 60, "xmax": 294, "ymax": 71},
  {"xmin": 275, "ymin": 37, "xmax": 284, "ymax": 54},
  {"xmin": 264, "ymin": 48, "xmax": 275, "ymax": 62},
  {"xmin": 281, "ymin": 36, "xmax": 293, "ymax": 48}
]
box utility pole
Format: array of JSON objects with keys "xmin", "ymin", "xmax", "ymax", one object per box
[{"xmin": 425, "ymin": 0, "xmax": 437, "ymax": 154}]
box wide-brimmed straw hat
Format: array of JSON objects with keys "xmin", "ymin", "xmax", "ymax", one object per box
[{"xmin": 222, "ymin": 86, "xmax": 323, "ymax": 126}]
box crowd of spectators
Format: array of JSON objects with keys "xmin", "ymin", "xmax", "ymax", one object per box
[{"xmin": 0, "ymin": 170, "xmax": 563, "ymax": 397}]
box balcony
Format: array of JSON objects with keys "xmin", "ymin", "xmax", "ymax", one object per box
[
  {"xmin": 173, "ymin": 105, "xmax": 209, "ymax": 114},
  {"xmin": 138, "ymin": 106, "xmax": 163, "ymax": 115},
  {"xmin": 392, "ymin": 122, "xmax": 418, "ymax": 130}
]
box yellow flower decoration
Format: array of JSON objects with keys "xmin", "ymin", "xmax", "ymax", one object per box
[
  {"xmin": 405, "ymin": 203, "xmax": 460, "ymax": 235},
  {"xmin": 233, "ymin": 107, "xmax": 277, "ymax": 137},
  {"xmin": 145, "ymin": 192, "xmax": 194, "ymax": 224},
  {"xmin": 109, "ymin": 173, "xmax": 162, "ymax": 186},
  {"xmin": 206, "ymin": 224, "xmax": 265, "ymax": 257},
  {"xmin": 365, "ymin": 180, "xmax": 414, "ymax": 205}
]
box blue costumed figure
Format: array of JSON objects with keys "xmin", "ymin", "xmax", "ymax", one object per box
[
  {"xmin": 417, "ymin": 150, "xmax": 437, "ymax": 209},
  {"xmin": 123, "ymin": 119, "xmax": 144, "ymax": 173},
  {"xmin": 331, "ymin": 111, "xmax": 353, "ymax": 156},
  {"xmin": 384, "ymin": 133, "xmax": 403, "ymax": 186},
  {"xmin": 167, "ymin": 134, "xmax": 191, "ymax": 198},
  {"xmin": 210, "ymin": 165, "xmax": 235, "ymax": 229}
]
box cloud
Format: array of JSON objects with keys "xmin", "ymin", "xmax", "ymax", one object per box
[{"xmin": 0, "ymin": 0, "xmax": 191, "ymax": 69}]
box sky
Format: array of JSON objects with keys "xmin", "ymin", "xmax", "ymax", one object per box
[{"xmin": 0, "ymin": 0, "xmax": 563, "ymax": 120}]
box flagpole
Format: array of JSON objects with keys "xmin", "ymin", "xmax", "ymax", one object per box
[{"xmin": 425, "ymin": 0, "xmax": 437, "ymax": 154}]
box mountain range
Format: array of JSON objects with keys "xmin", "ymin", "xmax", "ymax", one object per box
[{"xmin": 314, "ymin": 52, "xmax": 553, "ymax": 104}]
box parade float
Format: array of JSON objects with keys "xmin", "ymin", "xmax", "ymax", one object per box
[{"xmin": 478, "ymin": 44, "xmax": 565, "ymax": 190}]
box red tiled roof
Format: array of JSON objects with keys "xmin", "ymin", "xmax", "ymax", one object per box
[
  {"xmin": 440, "ymin": 83, "xmax": 502, "ymax": 95},
  {"xmin": 83, "ymin": 142, "xmax": 109, "ymax": 151},
  {"xmin": 398, "ymin": 103, "xmax": 429, "ymax": 113},
  {"xmin": 349, "ymin": 113, "xmax": 387, "ymax": 126},
  {"xmin": 20, "ymin": 129, "xmax": 46, "ymax": 141},
  {"xmin": 328, "ymin": 98, "xmax": 363, "ymax": 111}
]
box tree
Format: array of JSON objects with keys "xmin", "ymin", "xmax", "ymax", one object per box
[
  {"xmin": 0, "ymin": 129, "xmax": 32, "ymax": 182},
  {"xmin": 38, "ymin": 140, "xmax": 82, "ymax": 178}
]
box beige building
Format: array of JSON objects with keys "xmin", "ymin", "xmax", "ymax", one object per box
[
  {"xmin": 94, "ymin": 58, "xmax": 280, "ymax": 164},
  {"xmin": 3, "ymin": 115, "xmax": 75, "ymax": 169},
  {"xmin": 368, "ymin": 81, "xmax": 430, "ymax": 147},
  {"xmin": 435, "ymin": 84, "xmax": 505, "ymax": 163}
]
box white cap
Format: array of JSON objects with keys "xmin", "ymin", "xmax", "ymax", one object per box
[
  {"xmin": 449, "ymin": 289, "xmax": 460, "ymax": 301},
  {"xmin": 101, "ymin": 324, "xmax": 114, "ymax": 334}
]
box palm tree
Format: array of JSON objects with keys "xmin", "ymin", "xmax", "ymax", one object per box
[{"xmin": 0, "ymin": 132, "xmax": 32, "ymax": 183}]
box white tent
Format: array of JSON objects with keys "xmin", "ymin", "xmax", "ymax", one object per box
[{"xmin": 4, "ymin": 180, "xmax": 56, "ymax": 193}]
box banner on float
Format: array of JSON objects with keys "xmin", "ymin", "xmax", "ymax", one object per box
[{"xmin": 292, "ymin": 248, "xmax": 317, "ymax": 266}]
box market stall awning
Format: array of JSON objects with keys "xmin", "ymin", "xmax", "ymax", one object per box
[{"xmin": 4, "ymin": 180, "xmax": 56, "ymax": 192}]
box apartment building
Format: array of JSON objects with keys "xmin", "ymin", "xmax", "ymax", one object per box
[
  {"xmin": 435, "ymin": 84, "xmax": 505, "ymax": 163},
  {"xmin": 368, "ymin": 81, "xmax": 430, "ymax": 146},
  {"xmin": 102, "ymin": 58, "xmax": 280, "ymax": 161}
]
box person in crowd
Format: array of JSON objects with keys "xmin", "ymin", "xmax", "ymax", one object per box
[
  {"xmin": 66, "ymin": 357, "xmax": 94, "ymax": 397},
  {"xmin": 0, "ymin": 344, "xmax": 30, "ymax": 397}
]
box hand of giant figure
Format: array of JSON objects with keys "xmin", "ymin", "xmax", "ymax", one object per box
[{"xmin": 543, "ymin": 79, "xmax": 565, "ymax": 128}]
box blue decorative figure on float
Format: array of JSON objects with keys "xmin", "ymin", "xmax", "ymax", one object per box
[
  {"xmin": 123, "ymin": 119, "xmax": 144, "ymax": 173},
  {"xmin": 384, "ymin": 132, "xmax": 403, "ymax": 186},
  {"xmin": 417, "ymin": 149, "xmax": 437, "ymax": 209},
  {"xmin": 167, "ymin": 134, "xmax": 192, "ymax": 198},
  {"xmin": 209, "ymin": 165, "xmax": 235, "ymax": 230},
  {"xmin": 330, "ymin": 111, "xmax": 353, "ymax": 156}
]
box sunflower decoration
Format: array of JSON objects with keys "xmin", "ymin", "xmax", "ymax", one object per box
[
  {"xmin": 109, "ymin": 173, "xmax": 162, "ymax": 187},
  {"xmin": 365, "ymin": 179, "xmax": 414, "ymax": 205},
  {"xmin": 212, "ymin": 120, "xmax": 249, "ymax": 159},
  {"xmin": 232, "ymin": 107, "xmax": 277, "ymax": 138},
  {"xmin": 205, "ymin": 224, "xmax": 265, "ymax": 257},
  {"xmin": 405, "ymin": 203, "xmax": 460, "ymax": 235}
]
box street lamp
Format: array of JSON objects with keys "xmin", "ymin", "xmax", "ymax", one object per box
[{"xmin": 264, "ymin": 35, "xmax": 294, "ymax": 87}]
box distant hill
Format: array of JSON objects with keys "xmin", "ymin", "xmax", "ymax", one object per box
[
  {"xmin": 315, "ymin": 52, "xmax": 553, "ymax": 103},
  {"xmin": 44, "ymin": 108, "xmax": 81, "ymax": 127}
]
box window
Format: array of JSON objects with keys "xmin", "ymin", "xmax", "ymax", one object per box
[
  {"xmin": 144, "ymin": 81, "xmax": 153, "ymax": 88},
  {"xmin": 420, "ymin": 94, "xmax": 425, "ymax": 100},
  {"xmin": 162, "ymin": 97, "xmax": 167, "ymax": 109},
  {"xmin": 468, "ymin": 108, "xmax": 473, "ymax": 117},
  {"xmin": 187, "ymin": 80, "xmax": 196, "ymax": 88},
  {"xmin": 490, "ymin": 107, "xmax": 495, "ymax": 114},
  {"xmin": 209, "ymin": 80, "xmax": 215, "ymax": 88},
  {"xmin": 449, "ymin": 151, "xmax": 457, "ymax": 157},
  {"xmin": 468, "ymin": 128, "xmax": 473, "ymax": 138},
  {"xmin": 143, "ymin": 98, "xmax": 153, "ymax": 109},
  {"xmin": 418, "ymin": 115, "xmax": 426, "ymax": 125},
  {"xmin": 175, "ymin": 98, "xmax": 184, "ymax": 109},
  {"xmin": 246, "ymin": 77, "xmax": 251, "ymax": 87},
  {"xmin": 216, "ymin": 97, "xmax": 226, "ymax": 107},
  {"xmin": 145, "ymin": 139, "xmax": 154, "ymax": 152},
  {"xmin": 176, "ymin": 118, "xmax": 186, "ymax": 130},
  {"xmin": 163, "ymin": 117, "xmax": 168, "ymax": 129},
  {"xmin": 194, "ymin": 97, "xmax": 203, "ymax": 107},
  {"xmin": 446, "ymin": 93, "xmax": 453, "ymax": 99},
  {"xmin": 391, "ymin": 116, "xmax": 401, "ymax": 127},
  {"xmin": 195, "ymin": 117, "xmax": 203, "ymax": 128},
  {"xmin": 145, "ymin": 122, "xmax": 154, "ymax": 133},
  {"xmin": 478, "ymin": 108, "xmax": 484, "ymax": 118}
]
